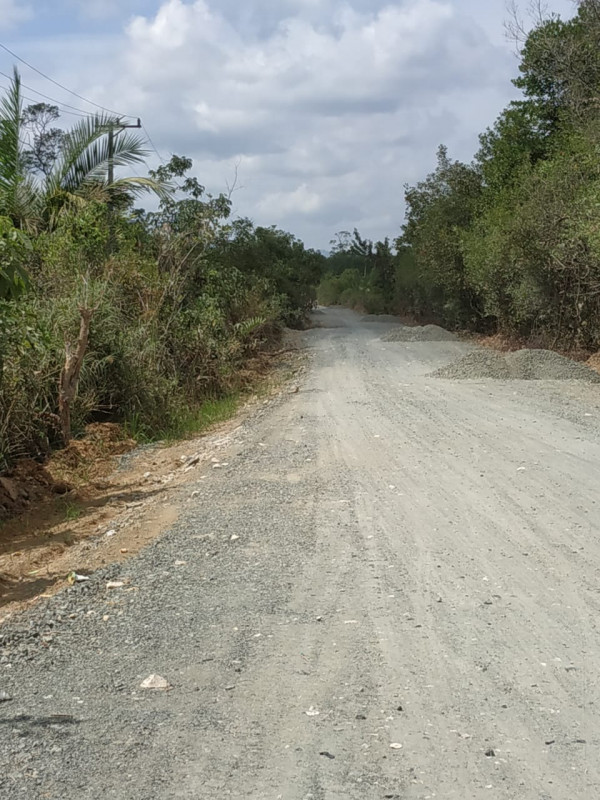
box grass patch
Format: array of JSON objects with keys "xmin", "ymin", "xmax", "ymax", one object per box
[
  {"xmin": 62, "ymin": 501, "xmax": 82, "ymax": 521},
  {"xmin": 125, "ymin": 393, "xmax": 242, "ymax": 444},
  {"xmin": 161, "ymin": 394, "xmax": 241, "ymax": 442}
]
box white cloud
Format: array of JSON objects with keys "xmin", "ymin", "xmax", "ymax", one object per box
[
  {"xmin": 19, "ymin": 0, "xmax": 580, "ymax": 247},
  {"xmin": 258, "ymin": 183, "xmax": 323, "ymax": 217}
]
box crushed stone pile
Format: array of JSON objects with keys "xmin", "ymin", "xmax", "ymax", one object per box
[
  {"xmin": 432, "ymin": 348, "xmax": 600, "ymax": 382},
  {"xmin": 362, "ymin": 314, "xmax": 403, "ymax": 323},
  {"xmin": 382, "ymin": 324, "xmax": 457, "ymax": 343}
]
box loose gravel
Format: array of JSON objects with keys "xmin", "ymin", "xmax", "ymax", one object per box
[
  {"xmin": 3, "ymin": 307, "xmax": 600, "ymax": 799},
  {"xmin": 382, "ymin": 324, "xmax": 457, "ymax": 343},
  {"xmin": 432, "ymin": 347, "xmax": 600, "ymax": 381}
]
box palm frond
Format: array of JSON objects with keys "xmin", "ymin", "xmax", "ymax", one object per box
[
  {"xmin": 0, "ymin": 69, "xmax": 21, "ymax": 195},
  {"xmin": 46, "ymin": 115, "xmax": 170, "ymax": 206},
  {"xmin": 108, "ymin": 175, "xmax": 173, "ymax": 201},
  {"xmin": 0, "ymin": 69, "xmax": 41, "ymax": 229},
  {"xmin": 45, "ymin": 113, "xmax": 118, "ymax": 196}
]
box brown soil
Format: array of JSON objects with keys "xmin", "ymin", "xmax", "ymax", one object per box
[{"xmin": 0, "ymin": 343, "xmax": 303, "ymax": 622}]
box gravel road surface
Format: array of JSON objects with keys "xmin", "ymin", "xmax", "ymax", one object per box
[{"xmin": 2, "ymin": 307, "xmax": 600, "ymax": 799}]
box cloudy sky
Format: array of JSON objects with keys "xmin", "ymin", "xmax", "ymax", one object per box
[{"xmin": 0, "ymin": 0, "xmax": 577, "ymax": 249}]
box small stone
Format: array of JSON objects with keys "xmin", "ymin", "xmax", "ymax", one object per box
[
  {"xmin": 485, "ymin": 748, "xmax": 495, "ymax": 757},
  {"xmin": 0, "ymin": 691, "xmax": 12, "ymax": 702}
]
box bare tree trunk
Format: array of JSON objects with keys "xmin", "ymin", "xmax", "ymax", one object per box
[{"xmin": 58, "ymin": 307, "xmax": 94, "ymax": 446}]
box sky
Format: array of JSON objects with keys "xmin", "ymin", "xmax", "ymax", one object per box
[{"xmin": 0, "ymin": 0, "xmax": 578, "ymax": 250}]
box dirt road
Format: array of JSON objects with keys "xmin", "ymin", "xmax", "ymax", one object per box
[{"xmin": 2, "ymin": 307, "xmax": 600, "ymax": 799}]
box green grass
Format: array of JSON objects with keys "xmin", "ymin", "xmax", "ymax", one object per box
[
  {"xmin": 62, "ymin": 501, "xmax": 82, "ymax": 521},
  {"xmin": 124, "ymin": 393, "xmax": 242, "ymax": 445},
  {"xmin": 160, "ymin": 394, "xmax": 241, "ymax": 442}
]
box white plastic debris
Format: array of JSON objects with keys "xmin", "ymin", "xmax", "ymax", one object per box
[
  {"xmin": 67, "ymin": 572, "xmax": 89, "ymax": 584},
  {"xmin": 140, "ymin": 674, "xmax": 171, "ymax": 690},
  {"xmin": 390, "ymin": 743, "xmax": 403, "ymax": 749},
  {"xmin": 106, "ymin": 581, "xmax": 125, "ymax": 589},
  {"xmin": 305, "ymin": 706, "xmax": 320, "ymax": 717}
]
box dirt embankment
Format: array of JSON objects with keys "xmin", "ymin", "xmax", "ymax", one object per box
[{"xmin": 0, "ymin": 345, "xmax": 304, "ymax": 619}]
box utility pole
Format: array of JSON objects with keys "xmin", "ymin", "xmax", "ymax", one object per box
[
  {"xmin": 107, "ymin": 117, "xmax": 141, "ymax": 189},
  {"xmin": 107, "ymin": 117, "xmax": 141, "ymax": 254}
]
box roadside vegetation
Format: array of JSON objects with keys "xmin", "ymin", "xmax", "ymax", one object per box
[
  {"xmin": 319, "ymin": 0, "xmax": 600, "ymax": 350},
  {"xmin": 0, "ymin": 72, "xmax": 324, "ymax": 473}
]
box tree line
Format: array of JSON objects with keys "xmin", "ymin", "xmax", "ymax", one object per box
[
  {"xmin": 0, "ymin": 72, "xmax": 324, "ymax": 470},
  {"xmin": 319, "ymin": 0, "xmax": 600, "ymax": 350}
]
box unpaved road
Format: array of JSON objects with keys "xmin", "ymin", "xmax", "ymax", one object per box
[{"xmin": 2, "ymin": 307, "xmax": 600, "ymax": 799}]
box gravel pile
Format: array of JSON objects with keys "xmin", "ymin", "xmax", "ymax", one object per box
[
  {"xmin": 505, "ymin": 349, "xmax": 600, "ymax": 381},
  {"xmin": 361, "ymin": 314, "xmax": 402, "ymax": 323},
  {"xmin": 432, "ymin": 348, "xmax": 600, "ymax": 382},
  {"xmin": 382, "ymin": 324, "xmax": 457, "ymax": 343},
  {"xmin": 432, "ymin": 350, "xmax": 510, "ymax": 379}
]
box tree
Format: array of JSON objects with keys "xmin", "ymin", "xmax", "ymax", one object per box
[
  {"xmin": 476, "ymin": 101, "xmax": 551, "ymax": 195},
  {"xmin": 21, "ymin": 103, "xmax": 65, "ymax": 177},
  {"xmin": 400, "ymin": 145, "xmax": 482, "ymax": 325},
  {"xmin": 512, "ymin": 1, "xmax": 600, "ymax": 125}
]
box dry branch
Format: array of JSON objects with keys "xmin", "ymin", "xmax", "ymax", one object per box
[{"xmin": 58, "ymin": 307, "xmax": 94, "ymax": 446}]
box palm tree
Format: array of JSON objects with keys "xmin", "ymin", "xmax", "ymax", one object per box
[
  {"xmin": 0, "ymin": 70, "xmax": 40, "ymax": 231},
  {"xmin": 0, "ymin": 69, "xmax": 168, "ymax": 231}
]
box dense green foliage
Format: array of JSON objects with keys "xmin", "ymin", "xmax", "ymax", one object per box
[
  {"xmin": 320, "ymin": 1, "xmax": 600, "ymax": 346},
  {"xmin": 0, "ymin": 76, "xmax": 323, "ymax": 470}
]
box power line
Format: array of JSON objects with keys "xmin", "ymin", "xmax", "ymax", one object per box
[
  {"xmin": 0, "ymin": 41, "xmax": 135, "ymax": 119},
  {"xmin": 0, "ymin": 69, "xmax": 95, "ymax": 117},
  {"xmin": 0, "ymin": 80, "xmax": 89, "ymax": 118},
  {"xmin": 142, "ymin": 123, "xmax": 166, "ymax": 164}
]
